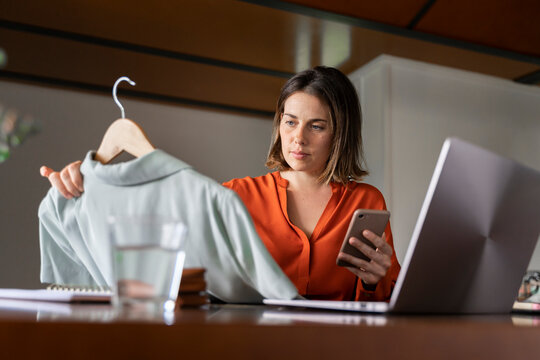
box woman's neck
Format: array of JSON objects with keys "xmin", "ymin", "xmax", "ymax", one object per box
[
  {"xmin": 279, "ymin": 170, "xmax": 333, "ymax": 238},
  {"xmin": 280, "ymin": 170, "xmax": 327, "ymax": 191}
]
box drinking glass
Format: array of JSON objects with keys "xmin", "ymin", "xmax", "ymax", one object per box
[{"xmin": 108, "ymin": 215, "xmax": 187, "ymax": 313}]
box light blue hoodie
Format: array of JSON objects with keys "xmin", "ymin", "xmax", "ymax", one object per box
[{"xmin": 38, "ymin": 150, "xmax": 298, "ymax": 303}]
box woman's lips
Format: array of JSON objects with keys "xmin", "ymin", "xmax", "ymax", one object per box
[{"xmin": 291, "ymin": 151, "xmax": 308, "ymax": 160}]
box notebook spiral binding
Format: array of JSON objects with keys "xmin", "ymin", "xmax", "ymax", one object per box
[{"xmin": 46, "ymin": 284, "xmax": 112, "ymax": 294}]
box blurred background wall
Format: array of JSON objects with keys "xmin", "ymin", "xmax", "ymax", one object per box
[
  {"xmin": 1, "ymin": 0, "xmax": 539, "ymax": 288},
  {"xmin": 0, "ymin": 80, "xmax": 273, "ymax": 288}
]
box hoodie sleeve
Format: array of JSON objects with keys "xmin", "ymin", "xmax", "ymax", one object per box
[
  {"xmin": 38, "ymin": 188, "xmax": 97, "ymax": 286},
  {"xmin": 217, "ymin": 189, "xmax": 299, "ymax": 301}
]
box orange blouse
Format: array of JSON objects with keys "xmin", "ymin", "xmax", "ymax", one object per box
[{"xmin": 223, "ymin": 172, "xmax": 401, "ymax": 301}]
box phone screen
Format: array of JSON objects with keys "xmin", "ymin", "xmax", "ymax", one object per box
[{"xmin": 336, "ymin": 209, "xmax": 390, "ymax": 267}]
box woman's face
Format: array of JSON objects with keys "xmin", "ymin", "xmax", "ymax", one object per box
[{"xmin": 280, "ymin": 91, "xmax": 333, "ymax": 176}]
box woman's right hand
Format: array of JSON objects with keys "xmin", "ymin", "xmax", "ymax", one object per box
[{"xmin": 40, "ymin": 160, "xmax": 84, "ymax": 199}]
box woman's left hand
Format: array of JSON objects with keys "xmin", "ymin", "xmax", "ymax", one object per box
[{"xmin": 337, "ymin": 230, "xmax": 393, "ymax": 286}]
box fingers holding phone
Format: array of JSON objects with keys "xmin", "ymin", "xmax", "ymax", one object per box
[
  {"xmin": 336, "ymin": 209, "xmax": 393, "ymax": 286},
  {"xmin": 337, "ymin": 230, "xmax": 393, "ymax": 285}
]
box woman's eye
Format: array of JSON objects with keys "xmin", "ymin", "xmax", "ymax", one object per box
[
  {"xmin": 285, "ymin": 120, "xmax": 295, "ymax": 126},
  {"xmin": 311, "ymin": 124, "xmax": 324, "ymax": 130}
]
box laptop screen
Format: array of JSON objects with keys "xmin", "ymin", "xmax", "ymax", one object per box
[{"xmin": 390, "ymin": 138, "xmax": 540, "ymax": 313}]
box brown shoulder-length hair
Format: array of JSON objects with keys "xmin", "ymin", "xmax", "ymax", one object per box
[{"xmin": 265, "ymin": 66, "xmax": 368, "ymax": 185}]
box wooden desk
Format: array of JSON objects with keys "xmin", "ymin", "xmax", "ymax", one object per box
[{"xmin": 0, "ymin": 303, "xmax": 538, "ymax": 359}]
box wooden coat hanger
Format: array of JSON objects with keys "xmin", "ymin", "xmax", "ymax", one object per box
[{"xmin": 94, "ymin": 77, "xmax": 155, "ymax": 164}]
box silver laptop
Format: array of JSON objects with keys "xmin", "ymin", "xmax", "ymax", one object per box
[{"xmin": 264, "ymin": 137, "xmax": 540, "ymax": 314}]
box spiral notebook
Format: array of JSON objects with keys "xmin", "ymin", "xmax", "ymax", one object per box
[{"xmin": 0, "ymin": 285, "xmax": 112, "ymax": 303}]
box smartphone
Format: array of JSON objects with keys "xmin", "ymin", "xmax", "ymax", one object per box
[{"xmin": 336, "ymin": 209, "xmax": 390, "ymax": 267}]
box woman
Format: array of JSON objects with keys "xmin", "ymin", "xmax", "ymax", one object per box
[{"xmin": 41, "ymin": 66, "xmax": 400, "ymax": 301}]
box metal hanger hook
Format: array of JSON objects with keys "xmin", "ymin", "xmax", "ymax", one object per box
[{"xmin": 112, "ymin": 76, "xmax": 136, "ymax": 118}]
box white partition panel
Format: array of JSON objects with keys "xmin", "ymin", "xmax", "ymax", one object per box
[{"xmin": 350, "ymin": 55, "xmax": 540, "ymax": 270}]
